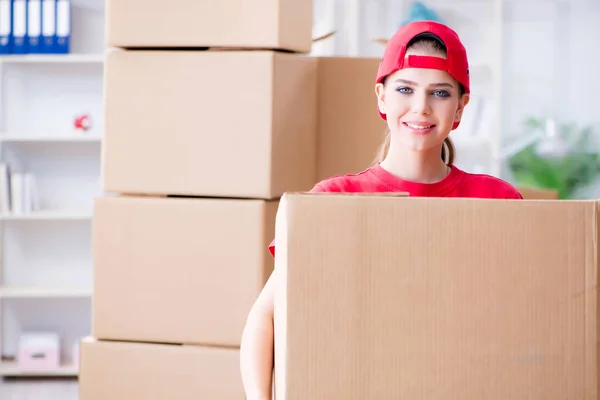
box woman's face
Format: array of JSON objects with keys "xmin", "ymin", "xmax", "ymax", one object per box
[{"xmin": 375, "ymin": 49, "xmax": 469, "ymax": 153}]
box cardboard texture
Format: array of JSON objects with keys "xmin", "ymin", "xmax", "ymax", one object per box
[
  {"xmin": 92, "ymin": 195, "xmax": 278, "ymax": 346},
  {"xmin": 79, "ymin": 338, "xmax": 243, "ymax": 399},
  {"xmin": 517, "ymin": 186, "xmax": 560, "ymax": 200},
  {"xmin": 106, "ymin": 0, "xmax": 313, "ymax": 53},
  {"xmin": 315, "ymin": 57, "xmax": 387, "ymax": 181},
  {"xmin": 274, "ymin": 193, "xmax": 598, "ymax": 399},
  {"xmin": 103, "ymin": 50, "xmax": 317, "ymax": 199}
]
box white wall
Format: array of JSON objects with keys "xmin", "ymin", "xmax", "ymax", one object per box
[
  {"xmin": 502, "ymin": 0, "xmax": 600, "ymax": 194},
  {"xmin": 563, "ymin": 1, "xmax": 600, "ymax": 136},
  {"xmin": 502, "ymin": 0, "xmax": 600, "ymax": 142}
]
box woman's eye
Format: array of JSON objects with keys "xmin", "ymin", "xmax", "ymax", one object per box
[
  {"xmin": 433, "ymin": 90, "xmax": 450, "ymax": 98},
  {"xmin": 396, "ymin": 86, "xmax": 412, "ymax": 94}
]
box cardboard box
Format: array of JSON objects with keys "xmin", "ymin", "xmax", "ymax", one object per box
[
  {"xmin": 274, "ymin": 193, "xmax": 598, "ymax": 399},
  {"xmin": 79, "ymin": 338, "xmax": 243, "ymax": 400},
  {"xmin": 517, "ymin": 186, "xmax": 560, "ymax": 200},
  {"xmin": 106, "ymin": 0, "xmax": 313, "ymax": 53},
  {"xmin": 103, "ymin": 50, "xmax": 317, "ymax": 199},
  {"xmin": 92, "ymin": 195, "xmax": 277, "ymax": 346},
  {"xmin": 315, "ymin": 57, "xmax": 387, "ymax": 181}
]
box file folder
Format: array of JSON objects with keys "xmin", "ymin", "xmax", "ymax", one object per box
[
  {"xmin": 27, "ymin": 0, "xmax": 41, "ymax": 53},
  {"xmin": 54, "ymin": 0, "xmax": 68, "ymax": 53},
  {"xmin": 0, "ymin": 0, "xmax": 11, "ymax": 54},
  {"xmin": 41, "ymin": 0, "xmax": 54, "ymax": 52},
  {"xmin": 11, "ymin": 0, "xmax": 26, "ymax": 54}
]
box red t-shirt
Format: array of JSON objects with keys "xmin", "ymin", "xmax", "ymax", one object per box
[{"xmin": 268, "ymin": 163, "xmax": 523, "ymax": 256}]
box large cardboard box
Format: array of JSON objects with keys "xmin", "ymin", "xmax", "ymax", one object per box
[
  {"xmin": 315, "ymin": 57, "xmax": 387, "ymax": 181},
  {"xmin": 106, "ymin": 0, "xmax": 313, "ymax": 53},
  {"xmin": 517, "ymin": 186, "xmax": 560, "ymax": 200},
  {"xmin": 92, "ymin": 195, "xmax": 277, "ymax": 346},
  {"xmin": 79, "ymin": 338, "xmax": 243, "ymax": 400},
  {"xmin": 274, "ymin": 193, "xmax": 598, "ymax": 399},
  {"xmin": 103, "ymin": 50, "xmax": 317, "ymax": 199}
]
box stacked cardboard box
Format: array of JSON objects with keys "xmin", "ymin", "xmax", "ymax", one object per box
[
  {"xmin": 517, "ymin": 186, "xmax": 559, "ymax": 200},
  {"xmin": 79, "ymin": 1, "xmax": 315, "ymax": 399},
  {"xmin": 314, "ymin": 57, "xmax": 387, "ymax": 180}
]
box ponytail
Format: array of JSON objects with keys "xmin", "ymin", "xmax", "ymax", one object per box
[
  {"xmin": 373, "ymin": 129, "xmax": 456, "ymax": 166},
  {"xmin": 373, "ymin": 128, "xmax": 391, "ymax": 164},
  {"xmin": 441, "ymin": 137, "xmax": 455, "ymax": 166}
]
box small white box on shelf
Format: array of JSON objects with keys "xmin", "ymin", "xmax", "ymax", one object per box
[{"xmin": 17, "ymin": 332, "xmax": 60, "ymax": 371}]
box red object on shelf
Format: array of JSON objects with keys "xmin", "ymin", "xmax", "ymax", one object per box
[{"xmin": 74, "ymin": 114, "xmax": 92, "ymax": 131}]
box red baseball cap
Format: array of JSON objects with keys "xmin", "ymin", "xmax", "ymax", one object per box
[{"xmin": 376, "ymin": 21, "xmax": 470, "ymax": 130}]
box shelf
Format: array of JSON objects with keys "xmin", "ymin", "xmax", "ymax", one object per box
[
  {"xmin": 0, "ymin": 54, "xmax": 104, "ymax": 64},
  {"xmin": 0, "ymin": 135, "xmax": 102, "ymax": 143},
  {"xmin": 0, "ymin": 0, "xmax": 100, "ymax": 372},
  {"xmin": 0, "ymin": 211, "xmax": 93, "ymax": 220},
  {"xmin": 0, "ymin": 286, "xmax": 92, "ymax": 299},
  {"xmin": 0, "ymin": 361, "xmax": 78, "ymax": 377}
]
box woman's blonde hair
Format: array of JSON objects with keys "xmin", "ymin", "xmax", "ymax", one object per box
[{"xmin": 373, "ymin": 35, "xmax": 463, "ymax": 167}]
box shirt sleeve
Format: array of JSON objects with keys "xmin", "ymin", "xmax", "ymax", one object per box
[
  {"xmin": 507, "ymin": 185, "xmax": 525, "ymax": 199},
  {"xmin": 268, "ymin": 183, "xmax": 328, "ymax": 258}
]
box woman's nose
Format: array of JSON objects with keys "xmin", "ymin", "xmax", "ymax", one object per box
[{"xmin": 410, "ymin": 92, "xmax": 431, "ymax": 115}]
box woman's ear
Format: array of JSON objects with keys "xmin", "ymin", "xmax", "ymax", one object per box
[
  {"xmin": 455, "ymin": 93, "xmax": 470, "ymax": 122},
  {"xmin": 375, "ymin": 83, "xmax": 386, "ymax": 114}
]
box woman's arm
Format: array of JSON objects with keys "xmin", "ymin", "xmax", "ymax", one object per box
[{"xmin": 240, "ymin": 270, "xmax": 277, "ymax": 400}]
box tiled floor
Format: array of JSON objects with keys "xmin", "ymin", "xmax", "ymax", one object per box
[{"xmin": 0, "ymin": 378, "xmax": 78, "ymax": 400}]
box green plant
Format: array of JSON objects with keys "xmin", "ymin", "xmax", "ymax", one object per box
[{"xmin": 508, "ymin": 118, "xmax": 600, "ymax": 199}]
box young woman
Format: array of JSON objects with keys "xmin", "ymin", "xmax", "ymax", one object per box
[{"xmin": 240, "ymin": 20, "xmax": 522, "ymax": 400}]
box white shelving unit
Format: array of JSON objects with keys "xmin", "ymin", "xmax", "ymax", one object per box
[
  {"xmin": 0, "ymin": 135, "xmax": 102, "ymax": 142},
  {"xmin": 0, "ymin": 1, "xmax": 105, "ymax": 378},
  {"xmin": 0, "ymin": 360, "xmax": 79, "ymax": 376},
  {"xmin": 0, "ymin": 54, "xmax": 105, "ymax": 64},
  {"xmin": 0, "ymin": 287, "xmax": 93, "ymax": 299}
]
